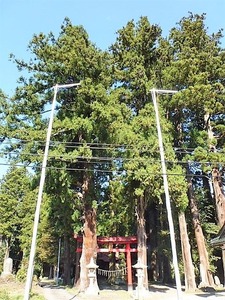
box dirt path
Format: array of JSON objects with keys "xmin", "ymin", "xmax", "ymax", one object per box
[
  {"xmin": 39, "ymin": 284, "xmax": 225, "ymax": 300},
  {"xmin": 40, "ymin": 285, "xmax": 77, "ymax": 300}
]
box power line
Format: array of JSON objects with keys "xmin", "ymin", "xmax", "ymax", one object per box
[
  {"xmin": 1, "ymin": 138, "xmax": 224, "ymax": 153},
  {"xmin": 0, "ymin": 161, "xmax": 223, "ymax": 179},
  {"xmin": 1, "ymin": 150, "xmax": 225, "ymax": 166}
]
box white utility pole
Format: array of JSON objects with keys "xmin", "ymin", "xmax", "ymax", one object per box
[
  {"xmin": 24, "ymin": 82, "xmax": 80, "ymax": 300},
  {"xmin": 151, "ymin": 88, "xmax": 183, "ymax": 300},
  {"xmin": 56, "ymin": 237, "xmax": 61, "ymax": 285}
]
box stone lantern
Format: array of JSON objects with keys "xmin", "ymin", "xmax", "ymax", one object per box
[
  {"xmin": 132, "ymin": 259, "xmax": 147, "ymax": 300},
  {"xmin": 85, "ymin": 257, "xmax": 99, "ymax": 296}
]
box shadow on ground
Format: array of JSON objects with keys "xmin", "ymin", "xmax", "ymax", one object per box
[
  {"xmin": 38, "ymin": 278, "xmax": 225, "ymax": 300},
  {"xmin": 38, "ymin": 282, "xmax": 66, "ymax": 289}
]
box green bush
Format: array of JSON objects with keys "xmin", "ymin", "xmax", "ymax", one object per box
[
  {"xmin": 16, "ymin": 267, "xmax": 27, "ymax": 282},
  {"xmin": 0, "ymin": 245, "xmax": 7, "ymax": 274},
  {"xmin": 0, "ymin": 290, "xmax": 23, "ymax": 300},
  {"xmin": 0, "ymin": 290, "xmax": 44, "ymax": 300},
  {"xmin": 30, "ymin": 293, "xmax": 45, "ymax": 300},
  {"xmin": 0, "ymin": 290, "xmax": 10, "ymax": 300}
]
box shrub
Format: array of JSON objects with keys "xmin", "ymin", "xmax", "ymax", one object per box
[{"xmin": 16, "ymin": 267, "xmax": 27, "ymax": 282}]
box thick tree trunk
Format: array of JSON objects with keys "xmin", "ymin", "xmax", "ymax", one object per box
[
  {"xmin": 178, "ymin": 211, "xmax": 196, "ymax": 291},
  {"xmin": 212, "ymin": 167, "xmax": 225, "ymax": 285},
  {"xmin": 74, "ymin": 251, "xmax": 81, "ymax": 285},
  {"xmin": 79, "ymin": 208, "xmax": 97, "ymax": 291},
  {"xmin": 136, "ymin": 195, "xmax": 148, "ymax": 289},
  {"xmin": 188, "ymin": 177, "xmax": 214, "ymax": 287},
  {"xmin": 147, "ymin": 202, "xmax": 159, "ymax": 282},
  {"xmin": 212, "ymin": 168, "xmax": 225, "ymax": 226},
  {"xmin": 63, "ymin": 235, "xmax": 71, "ymax": 285},
  {"xmin": 204, "ymin": 113, "xmax": 225, "ymax": 284},
  {"xmin": 77, "ymin": 170, "xmax": 98, "ymax": 292}
]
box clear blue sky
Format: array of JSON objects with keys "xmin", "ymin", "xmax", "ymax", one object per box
[{"xmin": 1, "ymin": 0, "xmax": 225, "ymax": 97}]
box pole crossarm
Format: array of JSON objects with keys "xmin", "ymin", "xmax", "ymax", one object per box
[
  {"xmin": 152, "ymin": 88, "xmax": 178, "ymax": 95},
  {"xmin": 55, "ymin": 82, "xmax": 81, "ymax": 89}
]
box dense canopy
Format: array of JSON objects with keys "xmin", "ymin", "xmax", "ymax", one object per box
[{"xmin": 0, "ymin": 13, "xmax": 225, "ymax": 292}]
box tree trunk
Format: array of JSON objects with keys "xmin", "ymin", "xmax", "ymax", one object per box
[
  {"xmin": 212, "ymin": 167, "xmax": 225, "ymax": 285},
  {"xmin": 212, "ymin": 168, "xmax": 225, "ymax": 226},
  {"xmin": 188, "ymin": 177, "xmax": 214, "ymax": 287},
  {"xmin": 136, "ymin": 194, "xmax": 148, "ymax": 289},
  {"xmin": 178, "ymin": 211, "xmax": 196, "ymax": 291},
  {"xmin": 79, "ymin": 208, "xmax": 97, "ymax": 291},
  {"xmin": 77, "ymin": 169, "xmax": 98, "ymax": 292},
  {"xmin": 63, "ymin": 234, "xmax": 71, "ymax": 285},
  {"xmin": 74, "ymin": 251, "xmax": 81, "ymax": 285},
  {"xmin": 147, "ymin": 201, "xmax": 159, "ymax": 282}
]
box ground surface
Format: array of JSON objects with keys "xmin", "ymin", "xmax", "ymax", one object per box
[
  {"xmin": 1, "ymin": 278, "xmax": 225, "ymax": 300},
  {"xmin": 38, "ymin": 282, "xmax": 225, "ymax": 300}
]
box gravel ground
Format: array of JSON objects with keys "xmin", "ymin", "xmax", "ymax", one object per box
[
  {"xmin": 40, "ymin": 285, "xmax": 76, "ymax": 300},
  {"xmin": 39, "ymin": 283, "xmax": 225, "ymax": 300}
]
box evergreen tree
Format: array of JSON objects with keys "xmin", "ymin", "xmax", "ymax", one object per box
[
  {"xmin": 0, "ymin": 166, "xmax": 33, "ymax": 270},
  {"xmin": 159, "ymin": 12, "xmax": 225, "ymax": 286}
]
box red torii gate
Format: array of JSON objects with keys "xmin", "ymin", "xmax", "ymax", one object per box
[{"xmin": 75, "ymin": 236, "xmax": 138, "ymax": 291}]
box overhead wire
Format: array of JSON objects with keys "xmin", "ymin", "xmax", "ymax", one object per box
[
  {"xmin": 0, "ymin": 138, "xmax": 221, "ymax": 151},
  {"xmin": 0, "ymin": 161, "xmax": 215, "ymax": 178},
  {"xmin": 0, "ymin": 150, "xmax": 225, "ymax": 166}
]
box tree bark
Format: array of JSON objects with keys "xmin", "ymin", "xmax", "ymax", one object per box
[
  {"xmin": 212, "ymin": 168, "xmax": 225, "ymax": 226},
  {"xmin": 136, "ymin": 194, "xmax": 148, "ymax": 289},
  {"xmin": 211, "ymin": 167, "xmax": 225, "ymax": 285},
  {"xmin": 74, "ymin": 251, "xmax": 81, "ymax": 285},
  {"xmin": 188, "ymin": 177, "xmax": 214, "ymax": 287},
  {"xmin": 204, "ymin": 112, "xmax": 225, "ymax": 285},
  {"xmin": 79, "ymin": 172, "xmax": 97, "ymax": 292},
  {"xmin": 178, "ymin": 211, "xmax": 196, "ymax": 291},
  {"xmin": 63, "ymin": 234, "xmax": 71, "ymax": 285},
  {"xmin": 79, "ymin": 208, "xmax": 97, "ymax": 291},
  {"xmin": 147, "ymin": 202, "xmax": 159, "ymax": 282}
]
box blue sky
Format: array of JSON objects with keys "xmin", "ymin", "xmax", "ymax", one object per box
[
  {"xmin": 0, "ymin": 0, "xmax": 225, "ymax": 177},
  {"xmin": 1, "ymin": 0, "xmax": 225, "ymax": 97}
]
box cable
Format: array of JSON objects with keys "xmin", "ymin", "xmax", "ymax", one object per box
[
  {"xmin": 0, "ymin": 150, "xmax": 225, "ymax": 166},
  {"xmin": 1, "ymin": 138, "xmax": 225, "ymax": 153},
  {"xmin": 0, "ymin": 161, "xmax": 222, "ymax": 179}
]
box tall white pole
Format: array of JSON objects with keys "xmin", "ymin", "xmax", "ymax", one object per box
[
  {"xmin": 151, "ymin": 88, "xmax": 182, "ymax": 300},
  {"xmin": 56, "ymin": 237, "xmax": 61, "ymax": 285},
  {"xmin": 24, "ymin": 83, "xmax": 80, "ymax": 300}
]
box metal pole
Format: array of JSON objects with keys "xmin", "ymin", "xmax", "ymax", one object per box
[
  {"xmin": 24, "ymin": 82, "xmax": 80, "ymax": 300},
  {"xmin": 56, "ymin": 237, "xmax": 61, "ymax": 285},
  {"xmin": 150, "ymin": 88, "xmax": 182, "ymax": 300}
]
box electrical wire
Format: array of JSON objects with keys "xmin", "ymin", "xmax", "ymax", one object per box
[
  {"xmin": 0, "ymin": 138, "xmax": 223, "ymax": 152},
  {"xmin": 0, "ymin": 161, "xmax": 222, "ymax": 181},
  {"xmin": 0, "ymin": 161, "xmax": 206, "ymax": 177},
  {"xmin": 0, "ymin": 150, "xmax": 225, "ymax": 166}
]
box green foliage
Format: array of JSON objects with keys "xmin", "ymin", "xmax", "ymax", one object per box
[
  {"xmin": 1, "ymin": 13, "xmax": 225, "ymax": 285},
  {"xmin": 0, "ymin": 290, "xmax": 11, "ymax": 300},
  {"xmin": 0, "ymin": 243, "xmax": 7, "ymax": 274},
  {"xmin": 30, "ymin": 293, "xmax": 45, "ymax": 300},
  {"xmin": 0, "ymin": 166, "xmax": 35, "ymax": 263},
  {"xmin": 16, "ymin": 266, "xmax": 27, "ymax": 282},
  {"xmin": 0, "ymin": 289, "xmax": 44, "ymax": 300}
]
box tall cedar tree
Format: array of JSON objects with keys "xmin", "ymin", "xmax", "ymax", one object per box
[
  {"xmin": 110, "ymin": 17, "xmax": 191, "ymax": 288},
  {"xmin": 159, "ymin": 13, "xmax": 225, "ymax": 286},
  {"xmin": 0, "ymin": 167, "xmax": 34, "ymax": 267},
  {"xmin": 6, "ymin": 18, "xmax": 119, "ymax": 288}
]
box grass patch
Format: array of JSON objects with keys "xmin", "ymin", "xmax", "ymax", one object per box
[
  {"xmin": 0, "ymin": 290, "xmax": 45, "ymax": 300},
  {"xmin": 0, "ymin": 289, "xmax": 22, "ymax": 300}
]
